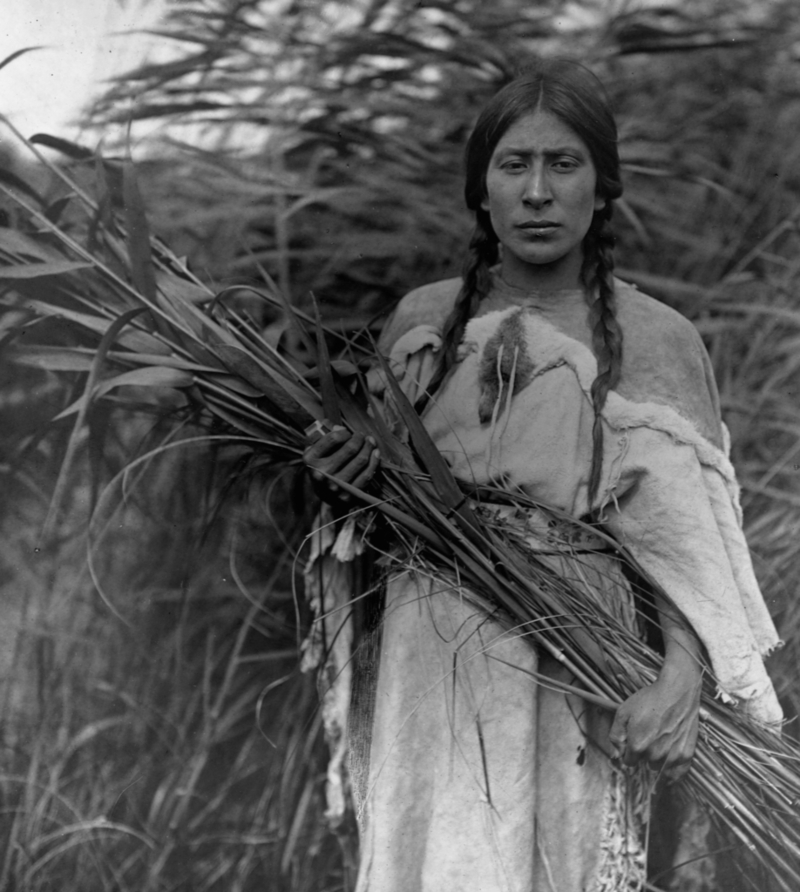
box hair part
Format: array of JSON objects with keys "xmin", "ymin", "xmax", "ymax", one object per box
[{"xmin": 420, "ymin": 58, "xmax": 624, "ymax": 513}]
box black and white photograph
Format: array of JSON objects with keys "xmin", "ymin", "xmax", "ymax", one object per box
[{"xmin": 1, "ymin": 2, "xmax": 799, "ymax": 890}]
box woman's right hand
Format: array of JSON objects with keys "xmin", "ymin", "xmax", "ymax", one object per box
[{"xmin": 303, "ymin": 426, "xmax": 380, "ymax": 507}]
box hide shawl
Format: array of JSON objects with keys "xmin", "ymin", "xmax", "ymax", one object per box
[{"xmin": 375, "ymin": 273, "xmax": 782, "ymax": 722}]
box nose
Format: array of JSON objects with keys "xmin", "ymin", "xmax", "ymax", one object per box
[{"xmin": 522, "ymin": 163, "xmax": 552, "ymax": 208}]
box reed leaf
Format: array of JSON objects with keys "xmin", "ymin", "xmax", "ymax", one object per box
[
  {"xmin": 122, "ymin": 158, "xmax": 157, "ymax": 306},
  {"xmin": 0, "ymin": 46, "xmax": 43, "ymax": 73},
  {"xmin": 310, "ymin": 293, "xmax": 342, "ymax": 427},
  {"xmin": 12, "ymin": 347, "xmax": 97, "ymax": 373},
  {"xmin": 373, "ymin": 344, "xmax": 480, "ymax": 535},
  {"xmin": 0, "ymin": 261, "xmax": 93, "ymax": 279},
  {"xmin": 40, "ymin": 307, "xmax": 148, "ymax": 541},
  {"xmin": 28, "ymin": 133, "xmax": 95, "ymax": 161}
]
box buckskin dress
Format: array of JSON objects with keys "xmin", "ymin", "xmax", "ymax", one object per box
[{"xmin": 302, "ymin": 272, "xmax": 782, "ymax": 892}]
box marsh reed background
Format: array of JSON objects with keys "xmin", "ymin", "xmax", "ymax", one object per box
[{"xmin": 2, "ymin": 1, "xmax": 800, "ymax": 889}]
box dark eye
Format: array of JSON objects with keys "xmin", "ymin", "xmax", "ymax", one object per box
[
  {"xmin": 501, "ymin": 160, "xmax": 527, "ymax": 173},
  {"xmin": 553, "ymin": 158, "xmax": 579, "ymax": 172}
]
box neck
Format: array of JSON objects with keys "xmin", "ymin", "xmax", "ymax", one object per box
[
  {"xmin": 499, "ymin": 250, "xmax": 584, "ymax": 293},
  {"xmin": 487, "ymin": 269, "xmax": 595, "ymax": 348}
]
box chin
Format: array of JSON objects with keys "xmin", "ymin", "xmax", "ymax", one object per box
[{"xmin": 517, "ymin": 248, "xmax": 572, "ymax": 268}]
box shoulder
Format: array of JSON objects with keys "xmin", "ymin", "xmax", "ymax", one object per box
[
  {"xmin": 614, "ymin": 278, "xmax": 703, "ymax": 349},
  {"xmin": 378, "ymin": 277, "xmax": 462, "ymax": 351},
  {"xmin": 614, "ymin": 277, "xmax": 712, "ymax": 377},
  {"xmin": 612, "ymin": 278, "xmax": 724, "ymax": 448}
]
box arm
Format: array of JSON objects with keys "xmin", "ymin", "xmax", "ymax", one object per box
[
  {"xmin": 609, "ymin": 593, "xmax": 703, "ymax": 779},
  {"xmin": 602, "ymin": 425, "xmax": 780, "ymax": 725}
]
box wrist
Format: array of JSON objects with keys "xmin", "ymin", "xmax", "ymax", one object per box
[{"xmin": 658, "ymin": 647, "xmax": 703, "ymax": 688}]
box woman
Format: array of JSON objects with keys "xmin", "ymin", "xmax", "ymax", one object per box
[{"xmin": 304, "ymin": 59, "xmax": 782, "ymax": 891}]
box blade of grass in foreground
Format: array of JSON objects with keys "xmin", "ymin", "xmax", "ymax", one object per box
[
  {"xmin": 123, "ymin": 156, "xmax": 158, "ymax": 306},
  {"xmin": 372, "ymin": 344, "xmax": 480, "ymax": 536},
  {"xmin": 40, "ymin": 306, "xmax": 148, "ymax": 543},
  {"xmin": 310, "ymin": 292, "xmax": 342, "ymax": 427}
]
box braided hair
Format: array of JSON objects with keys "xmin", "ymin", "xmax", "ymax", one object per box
[
  {"xmin": 417, "ymin": 218, "xmax": 498, "ymax": 411},
  {"xmin": 421, "ymin": 58, "xmax": 623, "ymax": 511},
  {"xmin": 582, "ymin": 202, "xmax": 623, "ymax": 507}
]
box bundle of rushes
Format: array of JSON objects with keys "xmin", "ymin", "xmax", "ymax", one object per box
[{"xmin": 2, "ymin": 129, "xmax": 799, "ymax": 888}]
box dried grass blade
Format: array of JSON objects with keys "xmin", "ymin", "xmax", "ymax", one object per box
[
  {"xmin": 0, "ymin": 227, "xmax": 66, "ymax": 262},
  {"xmin": 0, "ymin": 47, "xmax": 44, "ymax": 73},
  {"xmin": 213, "ymin": 343, "xmax": 322, "ymax": 425},
  {"xmin": 321, "ymin": 474, "xmax": 445, "ymax": 546},
  {"xmin": 252, "ymin": 259, "xmax": 316, "ymax": 358},
  {"xmin": 53, "ymin": 364, "xmax": 194, "ymax": 422},
  {"xmin": 0, "ymin": 159, "xmax": 46, "ymax": 205},
  {"xmin": 18, "ymin": 297, "xmax": 169, "ymax": 355},
  {"xmin": 122, "ymin": 156, "xmax": 157, "ymax": 305},
  {"xmin": 28, "ymin": 133, "xmax": 93, "ymax": 160},
  {"xmin": 364, "ymin": 388, "xmax": 408, "ymax": 467},
  {"xmin": 41, "ymin": 306, "xmax": 148, "ymax": 543},
  {"xmin": 374, "ymin": 346, "xmax": 480, "ymax": 535},
  {"xmin": 309, "ymin": 292, "xmax": 342, "ymax": 426},
  {"xmin": 200, "ymin": 394, "xmax": 299, "ymax": 443},
  {"xmin": 12, "ymin": 347, "xmax": 96, "ymax": 373},
  {"xmin": 0, "ymin": 261, "xmax": 92, "ymax": 278}
]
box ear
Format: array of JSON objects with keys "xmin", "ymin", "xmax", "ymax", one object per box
[
  {"xmin": 480, "ymin": 195, "xmax": 490, "ymax": 212},
  {"xmin": 594, "ymin": 194, "xmax": 606, "ymax": 212}
]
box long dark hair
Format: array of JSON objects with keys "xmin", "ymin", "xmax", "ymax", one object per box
[{"xmin": 421, "ymin": 58, "xmax": 623, "ymax": 511}]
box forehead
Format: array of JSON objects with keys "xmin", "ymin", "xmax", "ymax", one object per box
[{"xmin": 493, "ymin": 109, "xmax": 589, "ymax": 155}]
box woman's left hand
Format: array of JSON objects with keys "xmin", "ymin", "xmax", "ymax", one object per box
[{"xmin": 609, "ymin": 658, "xmax": 702, "ymax": 781}]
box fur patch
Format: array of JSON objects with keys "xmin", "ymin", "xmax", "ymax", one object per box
[{"xmin": 475, "ymin": 309, "xmax": 537, "ymax": 423}]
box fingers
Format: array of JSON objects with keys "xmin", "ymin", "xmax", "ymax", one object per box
[
  {"xmin": 305, "ymin": 431, "xmax": 369, "ymax": 477},
  {"xmin": 330, "ymin": 435, "xmax": 377, "ymax": 485},
  {"xmin": 609, "ymin": 699, "xmax": 697, "ymax": 776},
  {"xmin": 303, "ymin": 426, "xmax": 352, "ymax": 464},
  {"xmin": 350, "ymin": 442, "xmax": 381, "ymax": 491},
  {"xmin": 331, "ymin": 437, "xmax": 379, "ymax": 503},
  {"xmin": 303, "ymin": 427, "xmax": 380, "ymax": 505},
  {"xmin": 610, "ymin": 735, "xmax": 694, "ymax": 779},
  {"xmin": 608, "ymin": 709, "xmax": 629, "ymax": 762},
  {"xmin": 615, "ymin": 729, "xmax": 696, "ymax": 772}
]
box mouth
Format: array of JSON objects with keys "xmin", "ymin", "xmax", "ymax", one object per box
[
  {"xmin": 516, "ymin": 221, "xmax": 560, "ymax": 236},
  {"xmin": 517, "ymin": 221, "xmax": 560, "ymax": 230}
]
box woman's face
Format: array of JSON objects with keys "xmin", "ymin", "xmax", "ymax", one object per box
[{"xmin": 481, "ymin": 108, "xmax": 605, "ymax": 290}]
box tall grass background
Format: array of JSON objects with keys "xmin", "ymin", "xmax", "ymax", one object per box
[{"xmin": 1, "ymin": 1, "xmax": 800, "ymax": 889}]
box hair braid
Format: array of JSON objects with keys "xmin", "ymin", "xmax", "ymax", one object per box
[
  {"xmin": 582, "ymin": 205, "xmax": 623, "ymax": 511},
  {"xmin": 414, "ymin": 219, "xmax": 498, "ymax": 413}
]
